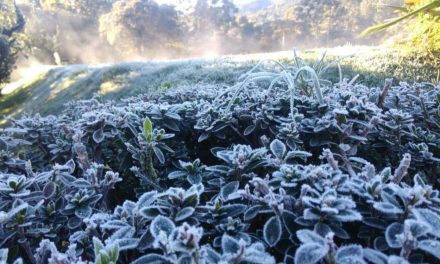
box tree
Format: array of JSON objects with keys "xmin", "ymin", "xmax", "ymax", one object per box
[
  {"xmin": 39, "ymin": 0, "xmax": 114, "ymax": 17},
  {"xmin": 362, "ymin": 0, "xmax": 440, "ymax": 52},
  {"xmin": 192, "ymin": 0, "xmax": 238, "ymax": 33},
  {"xmin": 17, "ymin": 0, "xmax": 117, "ymax": 64},
  {"xmin": 99, "ymin": 0, "xmax": 183, "ymax": 58},
  {"xmin": 0, "ymin": 0, "xmax": 25, "ymax": 88}
]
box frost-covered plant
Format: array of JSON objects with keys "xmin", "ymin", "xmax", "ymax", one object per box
[
  {"xmin": 0, "ymin": 61, "xmax": 439, "ymax": 263},
  {"xmin": 126, "ymin": 117, "xmax": 175, "ymax": 182},
  {"xmin": 293, "ymin": 229, "xmax": 410, "ymax": 264},
  {"xmin": 168, "ymin": 159, "xmax": 207, "ymax": 185}
]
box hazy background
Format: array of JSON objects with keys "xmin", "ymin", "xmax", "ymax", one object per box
[{"xmin": 9, "ymin": 0, "xmax": 401, "ymax": 71}]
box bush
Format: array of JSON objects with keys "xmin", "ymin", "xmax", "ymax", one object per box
[
  {"xmin": 0, "ymin": 35, "xmax": 15, "ymax": 85},
  {"xmin": 0, "ymin": 1, "xmax": 25, "ymax": 88},
  {"xmin": 0, "ymin": 59, "xmax": 439, "ymax": 263}
]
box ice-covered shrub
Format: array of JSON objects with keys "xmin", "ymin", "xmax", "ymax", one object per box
[{"xmin": 0, "ymin": 57, "xmax": 439, "ymax": 263}]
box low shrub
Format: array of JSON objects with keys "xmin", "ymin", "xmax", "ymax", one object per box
[{"xmin": 0, "ymin": 60, "xmax": 439, "ymax": 263}]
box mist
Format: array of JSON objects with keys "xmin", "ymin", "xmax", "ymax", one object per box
[{"xmin": 9, "ymin": 0, "xmax": 399, "ymax": 82}]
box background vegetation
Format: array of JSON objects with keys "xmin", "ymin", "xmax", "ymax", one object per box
[{"xmin": 5, "ymin": 0, "xmax": 399, "ymax": 66}]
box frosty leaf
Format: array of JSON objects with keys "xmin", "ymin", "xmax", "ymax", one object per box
[
  {"xmin": 198, "ymin": 132, "xmax": 210, "ymax": 142},
  {"xmin": 387, "ymin": 256, "xmax": 409, "ymax": 264},
  {"xmin": 0, "ymin": 248, "xmax": 8, "ymax": 262},
  {"xmin": 333, "ymin": 210, "xmax": 362, "ymax": 222},
  {"xmin": 117, "ymin": 238, "xmax": 139, "ymax": 251},
  {"xmin": 264, "ymin": 216, "xmax": 282, "ymax": 247},
  {"xmin": 221, "ymin": 181, "xmax": 239, "ymax": 200},
  {"xmin": 385, "ymin": 222, "xmax": 403, "ymax": 248},
  {"xmin": 404, "ymin": 219, "xmax": 430, "ymax": 238},
  {"xmin": 72, "ymin": 179, "xmax": 92, "ymax": 188},
  {"xmin": 339, "ymin": 257, "xmax": 367, "ymax": 264},
  {"xmin": 282, "ymin": 211, "xmax": 297, "ymax": 235},
  {"xmin": 296, "ymin": 229, "xmax": 326, "ymax": 246},
  {"xmin": 412, "ymin": 208, "xmax": 440, "ymax": 237},
  {"xmin": 92, "ymin": 128, "xmax": 105, "ymax": 143},
  {"xmin": 245, "ymin": 205, "xmax": 263, "ymax": 221},
  {"xmin": 314, "ymin": 222, "xmax": 332, "ymax": 237},
  {"xmin": 373, "ymin": 202, "xmax": 403, "ymax": 214},
  {"xmin": 187, "ymin": 173, "xmax": 202, "ymax": 184},
  {"xmin": 109, "ymin": 226, "xmax": 135, "ymax": 241},
  {"xmin": 150, "ymin": 215, "xmax": 175, "ymax": 238},
  {"xmin": 93, "ymin": 237, "xmax": 104, "ymax": 255},
  {"xmin": 203, "ymin": 246, "xmax": 221, "ymax": 263},
  {"xmin": 303, "ymin": 208, "xmax": 320, "ymax": 220},
  {"xmin": 168, "ymin": 171, "xmax": 187, "ymax": 179},
  {"xmin": 329, "ymin": 224, "xmax": 350, "ymax": 239},
  {"xmin": 294, "ymin": 243, "xmax": 328, "ymax": 264},
  {"xmin": 75, "ymin": 206, "xmax": 92, "ymax": 219},
  {"xmin": 137, "ymin": 191, "xmax": 157, "ymax": 208},
  {"xmin": 67, "ymin": 216, "xmax": 82, "ymax": 229},
  {"xmin": 270, "ymin": 139, "xmax": 286, "ymax": 159},
  {"xmin": 336, "ymin": 245, "xmax": 363, "ymax": 261},
  {"xmin": 153, "ymin": 147, "xmax": 165, "ymax": 164},
  {"xmin": 175, "ymin": 207, "xmax": 194, "ymax": 222},
  {"xmin": 285, "ymin": 150, "xmax": 312, "ymax": 160},
  {"xmin": 138, "ymin": 230, "xmax": 155, "ymax": 250},
  {"xmin": 373, "ymin": 237, "xmax": 388, "ymax": 251},
  {"xmin": 363, "ymin": 217, "xmax": 388, "ymax": 230},
  {"xmin": 221, "ymin": 234, "xmax": 240, "ymax": 254},
  {"xmin": 363, "ymin": 248, "xmax": 388, "ymax": 264},
  {"xmin": 221, "ymin": 204, "xmax": 246, "ymax": 217},
  {"xmin": 132, "ymin": 254, "xmax": 171, "ymax": 264},
  {"xmin": 244, "ymin": 124, "xmax": 256, "ymax": 135},
  {"xmin": 101, "ymin": 220, "xmax": 130, "ymax": 230},
  {"xmin": 417, "ymin": 239, "xmax": 440, "ymax": 260},
  {"xmin": 65, "ymin": 159, "xmax": 76, "ymax": 173},
  {"xmin": 243, "ymin": 242, "xmax": 276, "ymax": 264},
  {"xmin": 43, "ymin": 181, "xmax": 56, "ymax": 198}
]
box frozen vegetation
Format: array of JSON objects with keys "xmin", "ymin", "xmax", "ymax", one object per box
[{"xmin": 0, "ymin": 49, "xmax": 439, "ymax": 263}]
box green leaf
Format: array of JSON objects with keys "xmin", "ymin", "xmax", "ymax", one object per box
[
  {"xmin": 362, "ymin": 0, "xmax": 440, "ymax": 35},
  {"xmin": 143, "ymin": 117, "xmax": 153, "ymax": 143}
]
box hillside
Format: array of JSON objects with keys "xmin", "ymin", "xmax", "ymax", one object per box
[{"xmin": 1, "ymin": 45, "xmax": 439, "ymax": 125}]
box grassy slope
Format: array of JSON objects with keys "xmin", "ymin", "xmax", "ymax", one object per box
[{"xmin": 1, "ymin": 45, "xmax": 439, "ymax": 124}]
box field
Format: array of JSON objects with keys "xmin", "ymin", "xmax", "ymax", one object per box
[{"xmin": 1, "ymin": 45, "xmax": 439, "ymax": 125}]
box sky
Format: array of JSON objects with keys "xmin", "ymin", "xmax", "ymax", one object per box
[
  {"xmin": 155, "ymin": 0, "xmax": 259, "ymax": 7},
  {"xmin": 154, "ymin": 0, "xmax": 263, "ymax": 13}
]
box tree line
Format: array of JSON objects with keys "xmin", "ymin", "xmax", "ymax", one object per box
[{"xmin": 0, "ymin": 0, "xmax": 423, "ymax": 85}]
